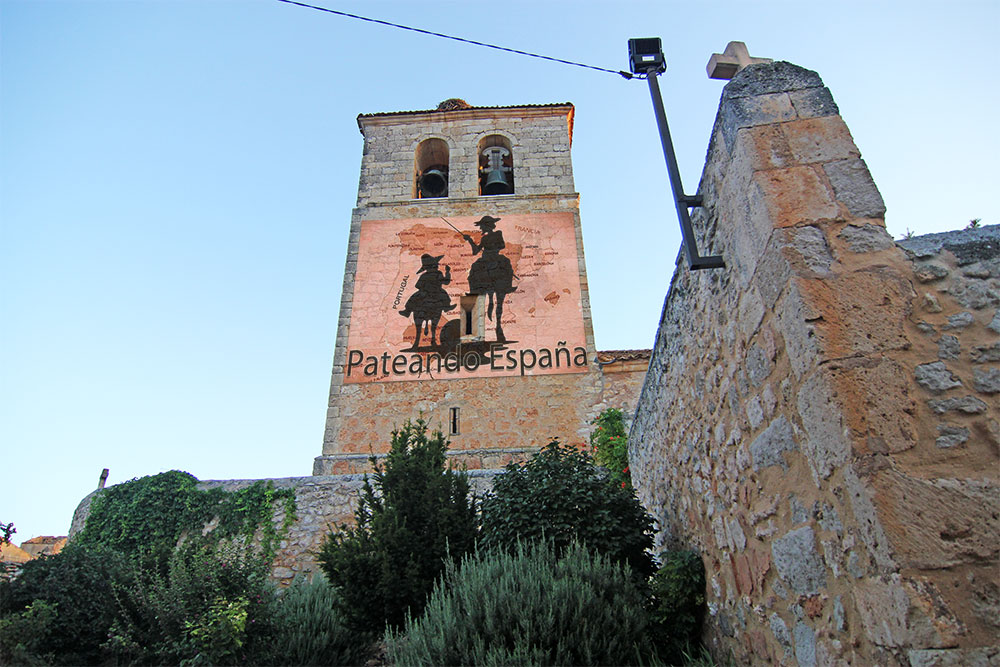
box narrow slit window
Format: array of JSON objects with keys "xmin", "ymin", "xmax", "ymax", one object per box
[{"xmin": 449, "ymin": 407, "xmax": 460, "ymax": 435}]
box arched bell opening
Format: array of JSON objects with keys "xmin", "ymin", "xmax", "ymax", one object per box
[
  {"xmin": 415, "ymin": 138, "xmax": 450, "ymax": 198},
  {"xmin": 478, "ymin": 134, "xmax": 513, "ymax": 196}
]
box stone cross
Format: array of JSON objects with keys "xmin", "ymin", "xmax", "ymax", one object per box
[{"xmin": 707, "ymin": 41, "xmax": 773, "ymax": 80}]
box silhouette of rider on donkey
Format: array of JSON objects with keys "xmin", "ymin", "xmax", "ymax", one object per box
[{"xmin": 399, "ymin": 253, "xmax": 454, "ymax": 349}]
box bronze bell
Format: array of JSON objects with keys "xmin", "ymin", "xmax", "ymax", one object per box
[
  {"xmin": 482, "ymin": 168, "xmax": 511, "ymax": 195},
  {"xmin": 419, "ymin": 169, "xmax": 448, "ymax": 198}
]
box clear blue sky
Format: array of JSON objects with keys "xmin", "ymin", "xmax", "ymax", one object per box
[{"xmin": 3, "ymin": 0, "xmax": 997, "ymax": 541}]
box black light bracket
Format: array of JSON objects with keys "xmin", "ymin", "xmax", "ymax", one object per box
[{"xmin": 628, "ymin": 38, "xmax": 724, "ymax": 271}]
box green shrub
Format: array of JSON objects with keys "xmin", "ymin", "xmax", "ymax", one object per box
[
  {"xmin": 105, "ymin": 538, "xmax": 273, "ymax": 665},
  {"xmin": 259, "ymin": 576, "xmax": 364, "ymax": 666},
  {"xmin": 0, "ymin": 544, "xmax": 127, "ymax": 665},
  {"xmin": 480, "ymin": 439, "xmax": 655, "ymax": 578},
  {"xmin": 318, "ymin": 419, "xmax": 478, "ymax": 635},
  {"xmin": 590, "ymin": 407, "xmax": 631, "ymax": 486},
  {"xmin": 0, "ymin": 599, "xmax": 57, "ymax": 665},
  {"xmin": 649, "ymin": 550, "xmax": 707, "ymax": 663},
  {"xmin": 387, "ymin": 540, "xmax": 653, "ymax": 666}
]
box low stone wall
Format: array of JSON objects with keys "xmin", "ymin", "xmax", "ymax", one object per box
[
  {"xmin": 629, "ymin": 61, "xmax": 998, "ymax": 665},
  {"xmin": 71, "ymin": 471, "xmax": 502, "ymax": 587}
]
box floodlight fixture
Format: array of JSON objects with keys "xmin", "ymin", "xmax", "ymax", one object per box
[
  {"xmin": 629, "ymin": 38, "xmax": 724, "ymax": 270},
  {"xmin": 628, "ymin": 38, "xmax": 666, "ymax": 75}
]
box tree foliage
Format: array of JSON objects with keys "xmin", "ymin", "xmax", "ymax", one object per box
[
  {"xmin": 589, "ymin": 407, "xmax": 631, "ymax": 487},
  {"xmin": 480, "ymin": 439, "xmax": 655, "ymax": 578},
  {"xmin": 317, "ymin": 419, "xmax": 478, "ymax": 634}
]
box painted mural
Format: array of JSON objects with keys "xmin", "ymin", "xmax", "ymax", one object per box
[{"xmin": 345, "ymin": 212, "xmax": 588, "ymax": 383}]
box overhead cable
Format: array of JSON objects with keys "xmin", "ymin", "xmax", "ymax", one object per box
[{"xmin": 275, "ymin": 0, "xmax": 633, "ymax": 79}]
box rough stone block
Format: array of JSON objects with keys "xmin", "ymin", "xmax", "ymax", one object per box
[
  {"xmin": 915, "ymin": 361, "xmax": 963, "ymax": 394},
  {"xmin": 871, "ymin": 471, "xmax": 1000, "ymax": 568},
  {"xmin": 937, "ymin": 335, "xmax": 961, "ymax": 360},
  {"xmin": 723, "ymin": 61, "xmax": 826, "ymax": 99},
  {"xmin": 823, "ymin": 158, "xmax": 886, "ymax": 219},
  {"xmin": 839, "ymin": 223, "xmax": 895, "ymax": 253},
  {"xmin": 972, "ymin": 368, "xmax": 1000, "ymax": 393},
  {"xmin": 783, "ymin": 116, "xmax": 860, "ymax": 164},
  {"xmin": 927, "ymin": 395, "xmax": 988, "ymax": 415},
  {"xmin": 753, "ymin": 166, "xmax": 840, "ymax": 228},
  {"xmin": 785, "ymin": 225, "xmax": 834, "ymax": 275},
  {"xmin": 971, "ymin": 342, "xmax": 1000, "ymax": 363},
  {"xmin": 788, "ymin": 86, "xmax": 840, "ymax": 119},
  {"xmin": 750, "ymin": 415, "xmax": 797, "ymax": 471},
  {"xmin": 935, "ymin": 425, "xmax": 970, "ymax": 449},
  {"xmin": 772, "ymin": 525, "xmax": 827, "ymax": 595}
]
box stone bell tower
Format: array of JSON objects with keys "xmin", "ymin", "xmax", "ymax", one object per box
[{"xmin": 314, "ymin": 99, "xmax": 642, "ymax": 475}]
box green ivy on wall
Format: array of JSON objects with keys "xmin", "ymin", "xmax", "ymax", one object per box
[{"xmin": 74, "ymin": 470, "xmax": 297, "ymax": 562}]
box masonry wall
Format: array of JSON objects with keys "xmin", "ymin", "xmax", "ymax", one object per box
[
  {"xmin": 629, "ymin": 62, "xmax": 998, "ymax": 665},
  {"xmin": 69, "ymin": 472, "xmax": 502, "ymax": 587},
  {"xmin": 318, "ymin": 104, "xmax": 611, "ymax": 474}
]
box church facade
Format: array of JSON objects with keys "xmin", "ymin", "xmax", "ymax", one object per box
[{"xmin": 314, "ymin": 99, "xmax": 648, "ymax": 475}]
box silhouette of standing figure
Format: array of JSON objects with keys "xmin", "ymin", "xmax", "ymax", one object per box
[
  {"xmin": 400, "ymin": 253, "xmax": 454, "ymax": 348},
  {"xmin": 463, "ymin": 215, "xmax": 514, "ymax": 342}
]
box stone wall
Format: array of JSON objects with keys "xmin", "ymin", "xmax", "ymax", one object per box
[
  {"xmin": 629, "ymin": 62, "xmax": 998, "ymax": 665},
  {"xmin": 71, "ymin": 471, "xmax": 502, "ymax": 587}
]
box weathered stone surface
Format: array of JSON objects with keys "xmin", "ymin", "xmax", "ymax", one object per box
[
  {"xmin": 750, "ymin": 415, "xmax": 797, "ymax": 471},
  {"xmin": 770, "ymin": 613, "xmax": 793, "ymax": 651},
  {"xmin": 852, "ymin": 576, "xmax": 942, "ymax": 649},
  {"xmin": 788, "ymin": 86, "xmax": 839, "ymax": 119},
  {"xmin": 937, "ymin": 335, "xmax": 961, "ymax": 360},
  {"xmin": 897, "ymin": 225, "xmax": 1000, "ymax": 265},
  {"xmin": 914, "ymin": 362, "xmax": 962, "ymax": 394},
  {"xmin": 783, "ymin": 116, "xmax": 860, "ymax": 165},
  {"xmin": 870, "ymin": 472, "xmax": 1000, "ymax": 568},
  {"xmin": 839, "ymin": 223, "xmax": 894, "ymax": 253},
  {"xmin": 943, "ymin": 311, "xmax": 974, "ymax": 330},
  {"xmin": 794, "ymin": 622, "xmax": 818, "ymax": 666},
  {"xmin": 772, "ymin": 526, "xmax": 827, "ymax": 594},
  {"xmin": 935, "ymin": 425, "xmax": 970, "ymax": 449},
  {"xmin": 927, "ymin": 395, "xmax": 988, "ymax": 414},
  {"xmin": 723, "ymin": 61, "xmax": 826, "ymax": 99},
  {"xmin": 971, "ymin": 342, "xmax": 1000, "ymax": 363},
  {"xmin": 908, "ymin": 647, "xmax": 1000, "ymax": 667},
  {"xmin": 989, "ymin": 310, "xmax": 1000, "ymax": 334},
  {"xmin": 914, "ymin": 263, "xmax": 950, "ymax": 282},
  {"xmin": 754, "ymin": 167, "xmax": 839, "ymax": 227},
  {"xmin": 746, "ymin": 344, "xmax": 773, "ymax": 387},
  {"xmin": 823, "ymin": 158, "xmax": 886, "ymax": 218},
  {"xmin": 798, "ymin": 370, "xmax": 852, "ymax": 474},
  {"xmin": 972, "ymin": 368, "xmax": 1000, "ymax": 393},
  {"xmin": 787, "ymin": 225, "xmax": 833, "ymax": 274}
]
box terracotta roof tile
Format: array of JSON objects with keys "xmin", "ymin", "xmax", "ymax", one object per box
[{"xmin": 596, "ymin": 349, "xmax": 652, "ymax": 363}]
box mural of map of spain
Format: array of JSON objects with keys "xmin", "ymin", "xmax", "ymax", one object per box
[{"xmin": 345, "ymin": 212, "xmax": 589, "ymax": 383}]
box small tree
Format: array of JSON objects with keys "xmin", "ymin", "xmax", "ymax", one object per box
[
  {"xmin": 480, "ymin": 439, "xmax": 655, "ymax": 579},
  {"xmin": 590, "ymin": 407, "xmax": 631, "ymax": 487},
  {"xmin": 317, "ymin": 419, "xmax": 477, "ymax": 635}
]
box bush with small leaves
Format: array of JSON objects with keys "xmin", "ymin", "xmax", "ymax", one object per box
[
  {"xmin": 649, "ymin": 550, "xmax": 707, "ymax": 663},
  {"xmin": 258, "ymin": 576, "xmax": 364, "ymax": 666},
  {"xmin": 0, "ymin": 599, "xmax": 57, "ymax": 666},
  {"xmin": 0, "ymin": 544, "xmax": 128, "ymax": 665},
  {"xmin": 106, "ymin": 538, "xmax": 273, "ymax": 665},
  {"xmin": 318, "ymin": 419, "xmax": 478, "ymax": 636},
  {"xmin": 387, "ymin": 540, "xmax": 653, "ymax": 666},
  {"xmin": 480, "ymin": 439, "xmax": 655, "ymax": 578},
  {"xmin": 590, "ymin": 407, "xmax": 631, "ymax": 487}
]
